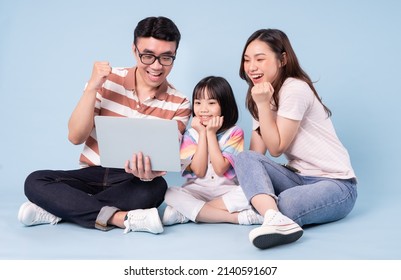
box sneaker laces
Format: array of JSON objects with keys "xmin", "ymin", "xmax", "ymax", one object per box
[
  {"xmin": 238, "ymin": 209, "xmax": 263, "ymax": 225},
  {"xmin": 124, "ymin": 212, "xmax": 148, "ymax": 232},
  {"xmin": 264, "ymin": 209, "xmax": 293, "ymax": 226},
  {"xmin": 35, "ymin": 209, "xmax": 60, "ymax": 225},
  {"xmin": 246, "ymin": 210, "xmax": 264, "ymax": 224},
  {"xmin": 175, "ymin": 211, "xmax": 188, "ymax": 224}
]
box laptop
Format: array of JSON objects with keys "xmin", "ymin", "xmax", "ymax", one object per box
[{"xmin": 94, "ymin": 116, "xmax": 182, "ymax": 172}]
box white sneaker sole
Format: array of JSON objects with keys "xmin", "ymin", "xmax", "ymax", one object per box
[{"xmin": 249, "ymin": 223, "xmax": 303, "ymax": 249}]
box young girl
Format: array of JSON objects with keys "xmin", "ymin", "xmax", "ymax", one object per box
[
  {"xmin": 162, "ymin": 76, "xmax": 263, "ymax": 226},
  {"xmin": 235, "ymin": 29, "xmax": 357, "ymax": 249}
]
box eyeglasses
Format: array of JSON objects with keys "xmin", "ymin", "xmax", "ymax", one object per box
[{"xmin": 135, "ymin": 47, "xmax": 176, "ymax": 66}]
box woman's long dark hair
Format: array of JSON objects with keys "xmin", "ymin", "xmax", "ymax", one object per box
[{"xmin": 239, "ymin": 29, "xmax": 331, "ymax": 121}]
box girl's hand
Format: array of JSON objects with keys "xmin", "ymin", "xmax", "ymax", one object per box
[
  {"xmin": 191, "ymin": 116, "xmax": 206, "ymax": 133},
  {"xmin": 251, "ymin": 82, "xmax": 274, "ymax": 105},
  {"xmin": 206, "ymin": 116, "xmax": 223, "ymax": 134}
]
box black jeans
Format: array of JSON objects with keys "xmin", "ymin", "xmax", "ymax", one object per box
[{"xmin": 24, "ymin": 166, "xmax": 167, "ymax": 229}]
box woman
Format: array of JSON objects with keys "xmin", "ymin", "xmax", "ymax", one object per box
[{"xmin": 235, "ymin": 29, "xmax": 357, "ymax": 249}]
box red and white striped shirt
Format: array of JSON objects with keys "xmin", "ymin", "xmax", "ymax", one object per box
[{"xmin": 79, "ymin": 67, "xmax": 191, "ymax": 167}]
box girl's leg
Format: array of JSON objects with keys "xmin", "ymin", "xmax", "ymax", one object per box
[
  {"xmin": 196, "ymin": 200, "xmax": 239, "ymax": 223},
  {"xmin": 164, "ymin": 185, "xmax": 248, "ymax": 224},
  {"xmin": 165, "ymin": 182, "xmax": 263, "ymax": 225},
  {"xmin": 164, "ymin": 186, "xmax": 206, "ymax": 222}
]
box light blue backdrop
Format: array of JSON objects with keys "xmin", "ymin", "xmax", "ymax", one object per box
[{"xmin": 1, "ymin": 0, "xmax": 400, "ymax": 260}]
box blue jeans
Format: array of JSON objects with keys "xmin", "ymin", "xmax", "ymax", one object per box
[
  {"xmin": 234, "ymin": 151, "xmax": 357, "ymax": 227},
  {"xmin": 24, "ymin": 166, "xmax": 167, "ymax": 230}
]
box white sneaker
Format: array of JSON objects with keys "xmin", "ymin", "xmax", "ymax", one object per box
[
  {"xmin": 123, "ymin": 208, "xmax": 163, "ymax": 234},
  {"xmin": 162, "ymin": 205, "xmax": 189, "ymax": 226},
  {"xmin": 18, "ymin": 201, "xmax": 61, "ymax": 226},
  {"xmin": 249, "ymin": 209, "xmax": 303, "ymax": 249},
  {"xmin": 238, "ymin": 209, "xmax": 264, "ymax": 225}
]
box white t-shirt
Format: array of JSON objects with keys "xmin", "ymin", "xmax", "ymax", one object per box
[{"xmin": 253, "ymin": 78, "xmax": 356, "ymax": 180}]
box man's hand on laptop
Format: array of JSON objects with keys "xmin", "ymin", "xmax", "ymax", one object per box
[{"xmin": 124, "ymin": 152, "xmax": 167, "ymax": 181}]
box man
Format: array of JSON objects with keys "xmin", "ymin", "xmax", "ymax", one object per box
[{"xmin": 18, "ymin": 16, "xmax": 191, "ymax": 234}]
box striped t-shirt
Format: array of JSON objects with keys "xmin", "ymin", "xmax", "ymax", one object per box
[{"xmin": 79, "ymin": 67, "xmax": 191, "ymax": 167}]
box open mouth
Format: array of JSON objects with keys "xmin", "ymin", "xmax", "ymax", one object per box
[
  {"xmin": 147, "ymin": 70, "xmax": 163, "ymax": 82},
  {"xmin": 250, "ymin": 73, "xmax": 263, "ymax": 83}
]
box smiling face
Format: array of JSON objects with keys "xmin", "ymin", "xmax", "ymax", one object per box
[
  {"xmin": 243, "ymin": 39, "xmax": 282, "ymax": 85},
  {"xmin": 133, "ymin": 37, "xmax": 177, "ymax": 90},
  {"xmin": 193, "ymin": 90, "xmax": 222, "ymax": 126}
]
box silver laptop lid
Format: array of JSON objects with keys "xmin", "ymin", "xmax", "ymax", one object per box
[{"xmin": 94, "ymin": 116, "xmax": 181, "ymax": 172}]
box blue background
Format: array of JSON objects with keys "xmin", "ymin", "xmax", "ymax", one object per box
[{"xmin": 0, "ymin": 0, "xmax": 400, "ymax": 259}]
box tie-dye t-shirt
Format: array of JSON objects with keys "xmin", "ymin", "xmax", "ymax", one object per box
[{"xmin": 180, "ymin": 125, "xmax": 244, "ymax": 180}]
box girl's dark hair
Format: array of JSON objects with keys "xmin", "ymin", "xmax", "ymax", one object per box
[
  {"xmin": 192, "ymin": 76, "xmax": 239, "ymax": 134},
  {"xmin": 239, "ymin": 29, "xmax": 331, "ymax": 121},
  {"xmin": 134, "ymin": 16, "xmax": 181, "ymax": 50}
]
